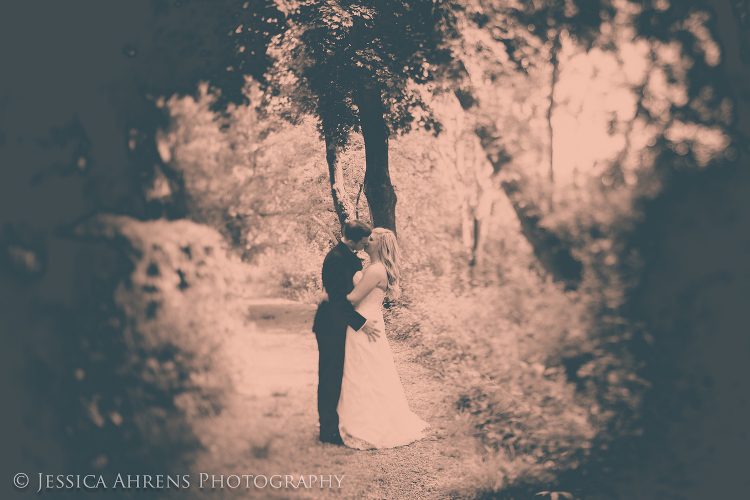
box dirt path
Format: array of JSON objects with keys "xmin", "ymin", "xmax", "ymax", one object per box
[{"xmin": 178, "ymin": 299, "xmax": 473, "ymax": 500}]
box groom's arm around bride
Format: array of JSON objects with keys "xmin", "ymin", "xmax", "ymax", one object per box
[
  {"xmin": 313, "ymin": 226, "xmax": 380, "ymax": 341},
  {"xmin": 319, "ymin": 247, "xmax": 367, "ymax": 330}
]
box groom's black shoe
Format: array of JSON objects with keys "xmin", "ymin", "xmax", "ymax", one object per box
[{"xmin": 319, "ymin": 432, "xmax": 345, "ymax": 445}]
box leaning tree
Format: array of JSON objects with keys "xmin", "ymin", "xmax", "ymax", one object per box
[
  {"xmin": 447, "ymin": 0, "xmax": 736, "ymax": 287},
  {"xmin": 434, "ymin": 0, "xmax": 614, "ymax": 285}
]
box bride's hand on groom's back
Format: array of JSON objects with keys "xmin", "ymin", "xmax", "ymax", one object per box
[
  {"xmin": 319, "ymin": 290, "xmax": 329, "ymax": 303},
  {"xmin": 361, "ymin": 321, "xmax": 380, "ymax": 342}
]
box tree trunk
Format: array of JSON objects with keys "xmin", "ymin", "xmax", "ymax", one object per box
[
  {"xmin": 357, "ymin": 86, "xmax": 397, "ymax": 233},
  {"xmin": 470, "ymin": 187, "xmax": 493, "ymax": 267},
  {"xmin": 548, "ymin": 43, "xmax": 558, "ymax": 186},
  {"xmin": 324, "ymin": 131, "xmax": 355, "ymax": 229},
  {"xmin": 475, "ymin": 127, "xmax": 583, "ymax": 288},
  {"xmin": 547, "ymin": 40, "xmax": 559, "ymax": 211},
  {"xmin": 460, "ymin": 199, "xmax": 473, "ymax": 249}
]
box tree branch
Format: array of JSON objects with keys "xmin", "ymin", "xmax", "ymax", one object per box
[{"xmin": 311, "ymin": 214, "xmax": 338, "ymax": 248}]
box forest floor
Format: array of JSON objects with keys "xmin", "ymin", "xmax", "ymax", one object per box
[{"xmin": 176, "ymin": 298, "xmax": 478, "ymax": 500}]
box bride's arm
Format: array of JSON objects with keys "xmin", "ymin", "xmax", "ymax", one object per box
[{"xmin": 346, "ymin": 264, "xmax": 386, "ymax": 306}]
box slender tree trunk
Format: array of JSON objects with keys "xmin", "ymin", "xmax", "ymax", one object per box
[
  {"xmin": 461, "ymin": 199, "xmax": 473, "ymax": 249},
  {"xmin": 470, "ymin": 139, "xmax": 492, "ymax": 266},
  {"xmin": 470, "ymin": 187, "xmax": 493, "ymax": 267},
  {"xmin": 548, "ymin": 44, "xmax": 558, "ymax": 186},
  {"xmin": 324, "ymin": 132, "xmax": 355, "ymax": 229},
  {"xmin": 547, "ymin": 40, "xmax": 559, "ymax": 211},
  {"xmin": 357, "ymin": 86, "xmax": 397, "ymax": 233}
]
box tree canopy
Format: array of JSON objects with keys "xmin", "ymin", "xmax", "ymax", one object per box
[{"xmin": 268, "ymin": 0, "xmax": 455, "ymax": 145}]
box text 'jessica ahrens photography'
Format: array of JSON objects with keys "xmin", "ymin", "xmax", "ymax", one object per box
[{"xmin": 22, "ymin": 473, "xmax": 344, "ymax": 492}]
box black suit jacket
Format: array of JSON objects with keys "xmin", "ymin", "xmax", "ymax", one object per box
[{"xmin": 312, "ymin": 241, "xmax": 367, "ymax": 335}]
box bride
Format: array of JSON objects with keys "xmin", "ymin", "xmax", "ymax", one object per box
[{"xmin": 324, "ymin": 227, "xmax": 428, "ymax": 449}]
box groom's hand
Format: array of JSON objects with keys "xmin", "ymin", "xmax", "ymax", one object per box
[{"xmin": 361, "ymin": 321, "xmax": 380, "ymax": 342}]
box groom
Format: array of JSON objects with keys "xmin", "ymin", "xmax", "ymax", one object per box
[{"xmin": 312, "ymin": 219, "xmax": 380, "ymax": 445}]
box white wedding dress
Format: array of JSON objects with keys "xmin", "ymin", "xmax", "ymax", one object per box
[{"xmin": 337, "ymin": 268, "xmax": 429, "ymax": 449}]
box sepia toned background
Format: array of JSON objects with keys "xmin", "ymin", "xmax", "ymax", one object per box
[{"xmin": 1, "ymin": 1, "xmax": 749, "ymax": 499}]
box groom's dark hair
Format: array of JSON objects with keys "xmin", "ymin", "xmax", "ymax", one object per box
[{"xmin": 342, "ymin": 220, "xmax": 372, "ymax": 242}]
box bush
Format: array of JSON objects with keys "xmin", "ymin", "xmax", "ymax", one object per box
[{"xmin": 62, "ymin": 215, "xmax": 265, "ymax": 478}]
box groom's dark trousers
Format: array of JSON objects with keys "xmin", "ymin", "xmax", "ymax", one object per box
[{"xmin": 312, "ymin": 241, "xmax": 367, "ymax": 441}]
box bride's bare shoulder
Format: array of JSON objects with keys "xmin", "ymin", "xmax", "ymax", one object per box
[
  {"xmin": 365, "ymin": 261, "xmax": 388, "ymax": 285},
  {"xmin": 365, "ymin": 261, "xmax": 387, "ymax": 274}
]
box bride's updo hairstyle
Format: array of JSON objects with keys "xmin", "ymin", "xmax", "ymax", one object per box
[{"xmin": 371, "ymin": 228, "xmax": 401, "ymax": 299}]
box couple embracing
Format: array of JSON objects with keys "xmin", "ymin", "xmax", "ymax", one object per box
[{"xmin": 312, "ymin": 220, "xmax": 428, "ymax": 449}]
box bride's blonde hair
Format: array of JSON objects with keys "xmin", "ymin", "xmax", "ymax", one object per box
[{"xmin": 372, "ymin": 228, "xmax": 401, "ymax": 299}]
